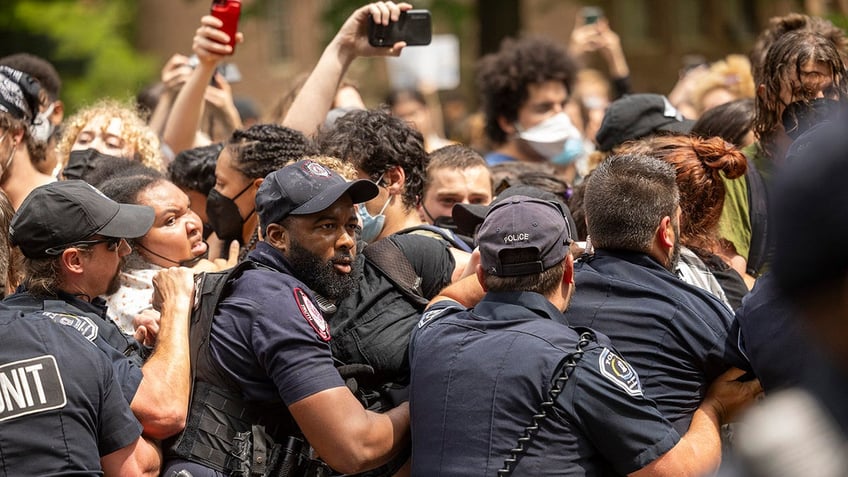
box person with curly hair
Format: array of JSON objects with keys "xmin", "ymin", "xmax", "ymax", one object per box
[
  {"xmin": 207, "ymin": 123, "xmax": 317, "ymax": 261},
  {"xmin": 57, "ymin": 99, "xmax": 164, "ymax": 173},
  {"xmin": 689, "ymin": 54, "xmax": 756, "ymax": 117},
  {"xmin": 476, "ymin": 36, "xmax": 579, "ymax": 165},
  {"xmin": 618, "ymin": 135, "xmax": 751, "ymax": 308},
  {"xmin": 316, "ymin": 108, "xmax": 428, "ymax": 242}
]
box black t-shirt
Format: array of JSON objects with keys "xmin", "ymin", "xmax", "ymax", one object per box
[{"xmin": 330, "ymin": 233, "xmax": 455, "ymax": 382}]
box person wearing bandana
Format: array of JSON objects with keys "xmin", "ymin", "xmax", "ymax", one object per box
[
  {"xmin": 0, "ymin": 53, "xmax": 65, "ymax": 177},
  {"xmin": 476, "ymin": 37, "xmax": 583, "ymax": 166},
  {"xmin": 0, "ymin": 65, "xmax": 55, "ymax": 209}
]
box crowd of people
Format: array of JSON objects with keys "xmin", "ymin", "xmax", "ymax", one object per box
[{"xmin": 0, "ymin": 2, "xmax": 846, "ymax": 476}]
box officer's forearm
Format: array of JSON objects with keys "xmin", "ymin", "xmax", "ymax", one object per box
[
  {"xmin": 101, "ymin": 435, "xmax": 162, "ymax": 477},
  {"xmin": 132, "ymin": 290, "xmax": 192, "ymax": 439},
  {"xmin": 291, "ymin": 388, "xmax": 410, "ymax": 474},
  {"xmin": 628, "ymin": 403, "xmax": 721, "ymax": 477},
  {"xmin": 428, "ymin": 274, "xmax": 484, "ymax": 309}
]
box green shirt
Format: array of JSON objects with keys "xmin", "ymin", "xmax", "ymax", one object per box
[{"xmin": 718, "ymin": 143, "xmax": 765, "ymax": 260}]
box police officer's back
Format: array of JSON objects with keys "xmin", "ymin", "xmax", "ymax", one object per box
[
  {"xmin": 0, "ymin": 306, "xmax": 157, "ymax": 475},
  {"xmin": 409, "ymin": 196, "xmax": 760, "ymax": 476}
]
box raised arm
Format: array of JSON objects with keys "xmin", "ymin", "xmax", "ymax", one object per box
[
  {"xmin": 162, "ymin": 15, "xmax": 243, "ymax": 155},
  {"xmin": 282, "ymin": 2, "xmax": 411, "ymax": 136},
  {"xmin": 147, "ymin": 54, "xmax": 193, "ymax": 138},
  {"xmin": 130, "ymin": 267, "xmax": 195, "ymax": 439}
]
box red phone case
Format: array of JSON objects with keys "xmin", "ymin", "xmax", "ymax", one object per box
[{"xmin": 210, "ymin": 0, "xmax": 241, "ymax": 52}]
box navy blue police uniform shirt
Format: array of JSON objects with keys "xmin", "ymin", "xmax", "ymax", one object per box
[
  {"xmin": 3, "ymin": 290, "xmax": 144, "ymax": 404},
  {"xmin": 562, "ymin": 250, "xmax": 751, "ymax": 433},
  {"xmin": 0, "ymin": 309, "xmax": 141, "ymax": 476},
  {"xmin": 409, "ymin": 292, "xmax": 680, "ymax": 476},
  {"xmin": 210, "ymin": 241, "xmax": 345, "ymax": 405}
]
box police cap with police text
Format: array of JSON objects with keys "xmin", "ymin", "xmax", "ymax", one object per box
[{"xmin": 477, "ymin": 195, "xmax": 572, "ymax": 277}]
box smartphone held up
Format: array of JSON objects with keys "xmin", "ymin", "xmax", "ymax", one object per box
[
  {"xmin": 368, "ymin": 9, "xmax": 432, "ymax": 47},
  {"xmin": 211, "ymin": 0, "xmax": 241, "ymax": 53},
  {"xmin": 580, "ymin": 6, "xmax": 604, "ymax": 25}
]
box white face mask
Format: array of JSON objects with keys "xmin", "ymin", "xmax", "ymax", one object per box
[
  {"xmin": 515, "ymin": 112, "xmax": 579, "ymax": 160},
  {"xmin": 31, "ymin": 102, "xmax": 56, "ymax": 143}
]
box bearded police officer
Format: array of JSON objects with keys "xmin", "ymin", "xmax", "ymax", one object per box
[
  {"xmin": 409, "ymin": 196, "xmax": 760, "ymax": 476},
  {"xmin": 163, "ymin": 159, "xmax": 409, "ymax": 477}
]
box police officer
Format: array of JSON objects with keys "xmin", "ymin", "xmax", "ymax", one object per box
[
  {"xmin": 409, "ymin": 196, "xmax": 759, "ymax": 476},
  {"xmin": 163, "ymin": 159, "xmax": 409, "ymax": 477},
  {"xmin": 4, "ymin": 180, "xmax": 195, "ymax": 441},
  {"xmin": 562, "ymin": 154, "xmax": 751, "ymax": 433},
  {"xmin": 0, "ymin": 306, "xmax": 159, "ymax": 475}
]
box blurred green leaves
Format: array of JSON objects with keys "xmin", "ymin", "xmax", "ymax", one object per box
[{"xmin": 0, "ymin": 0, "xmax": 157, "ymax": 114}]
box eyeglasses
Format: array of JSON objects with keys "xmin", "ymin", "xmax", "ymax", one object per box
[{"xmin": 44, "ymin": 237, "xmax": 124, "ymax": 255}]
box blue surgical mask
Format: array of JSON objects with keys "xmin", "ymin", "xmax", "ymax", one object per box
[{"xmin": 357, "ymin": 174, "xmax": 391, "ymax": 243}]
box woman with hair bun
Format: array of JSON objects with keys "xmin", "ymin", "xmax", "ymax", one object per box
[{"xmin": 619, "ymin": 134, "xmax": 751, "ymax": 309}]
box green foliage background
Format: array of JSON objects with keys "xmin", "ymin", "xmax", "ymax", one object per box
[{"xmin": 0, "ymin": 0, "xmax": 157, "ymax": 114}]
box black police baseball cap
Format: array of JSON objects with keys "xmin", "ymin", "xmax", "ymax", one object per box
[
  {"xmin": 477, "ymin": 195, "xmax": 572, "ymax": 277},
  {"xmin": 10, "ymin": 180, "xmax": 155, "ymax": 259},
  {"xmin": 595, "ymin": 94, "xmax": 695, "ymax": 152},
  {"xmin": 453, "ymin": 185, "xmax": 578, "ymax": 241},
  {"xmin": 257, "ymin": 159, "xmax": 379, "ymax": 229}
]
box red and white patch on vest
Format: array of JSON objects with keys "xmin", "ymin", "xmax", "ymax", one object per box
[{"xmin": 293, "ymin": 287, "xmax": 331, "ymax": 341}]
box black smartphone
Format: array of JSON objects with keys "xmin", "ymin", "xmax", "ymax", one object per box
[
  {"xmin": 580, "ymin": 6, "xmax": 603, "ymax": 25},
  {"xmin": 368, "ymin": 9, "xmax": 432, "ymax": 47}
]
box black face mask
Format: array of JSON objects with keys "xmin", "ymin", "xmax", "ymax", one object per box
[
  {"xmin": 421, "ymin": 202, "xmax": 457, "ymax": 231},
  {"xmin": 782, "ymin": 98, "xmax": 843, "ymax": 140},
  {"xmin": 63, "ymin": 148, "xmax": 122, "ymax": 181},
  {"xmin": 206, "ymin": 182, "xmax": 254, "ymax": 243},
  {"xmin": 433, "ymin": 215, "xmax": 458, "ymax": 231}
]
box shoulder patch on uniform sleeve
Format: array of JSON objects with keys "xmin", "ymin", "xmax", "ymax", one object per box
[
  {"xmin": 40, "ymin": 312, "xmax": 98, "ymax": 342},
  {"xmin": 418, "ymin": 307, "xmax": 448, "ymax": 328},
  {"xmin": 599, "ymin": 348, "xmax": 643, "ymax": 397},
  {"xmin": 0, "ymin": 355, "xmax": 67, "ymax": 422},
  {"xmin": 293, "ymin": 288, "xmax": 331, "ymax": 342}
]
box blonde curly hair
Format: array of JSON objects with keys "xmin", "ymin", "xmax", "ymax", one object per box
[
  {"xmin": 56, "ymin": 99, "xmax": 163, "ymax": 172},
  {"xmin": 691, "ymin": 55, "xmax": 756, "ymax": 115}
]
